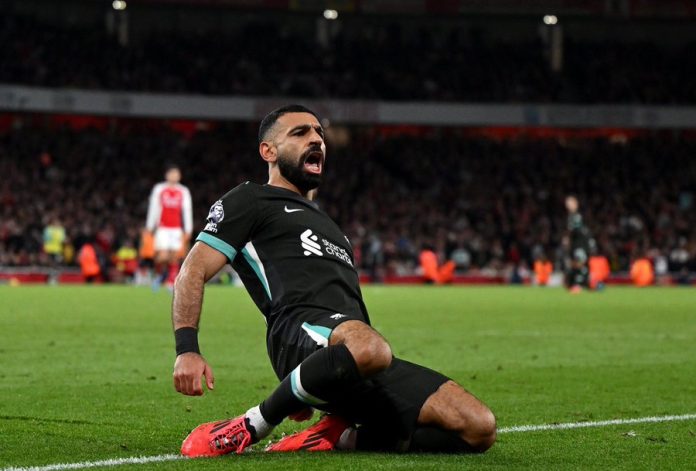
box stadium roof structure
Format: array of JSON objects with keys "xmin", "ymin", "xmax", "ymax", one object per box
[
  {"xmin": 9, "ymin": 0, "xmax": 696, "ymax": 18},
  {"xmin": 126, "ymin": 0, "xmax": 696, "ymax": 18}
]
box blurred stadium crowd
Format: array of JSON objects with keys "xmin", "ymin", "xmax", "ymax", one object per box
[
  {"xmin": 2, "ymin": 120, "xmax": 694, "ymax": 280},
  {"xmin": 2, "ymin": 13, "xmax": 696, "ymax": 104},
  {"xmin": 2, "ymin": 3, "xmax": 696, "ymax": 284}
]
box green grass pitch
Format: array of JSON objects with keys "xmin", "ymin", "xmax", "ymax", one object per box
[{"xmin": 1, "ymin": 285, "xmax": 695, "ymax": 470}]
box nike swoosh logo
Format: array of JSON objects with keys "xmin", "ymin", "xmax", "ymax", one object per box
[{"xmin": 284, "ymin": 206, "xmax": 304, "ymax": 213}]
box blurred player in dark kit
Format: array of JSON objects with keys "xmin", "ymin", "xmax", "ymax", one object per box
[{"xmin": 564, "ymin": 196, "xmax": 595, "ymax": 292}]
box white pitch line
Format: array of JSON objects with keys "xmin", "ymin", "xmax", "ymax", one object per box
[
  {"xmin": 3, "ymin": 413, "xmax": 696, "ymax": 471},
  {"xmin": 498, "ymin": 413, "xmax": 696, "ymax": 433},
  {"xmin": 1, "ymin": 454, "xmax": 183, "ymax": 471}
]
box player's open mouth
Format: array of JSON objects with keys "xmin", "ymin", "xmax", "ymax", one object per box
[{"xmin": 303, "ymin": 151, "xmax": 323, "ymax": 175}]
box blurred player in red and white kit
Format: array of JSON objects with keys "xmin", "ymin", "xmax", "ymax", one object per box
[{"xmin": 146, "ymin": 164, "xmax": 193, "ymax": 290}]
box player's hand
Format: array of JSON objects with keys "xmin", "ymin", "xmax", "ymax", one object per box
[
  {"xmin": 173, "ymin": 352, "xmax": 215, "ymax": 396},
  {"xmin": 289, "ymin": 408, "xmax": 314, "ymax": 422}
]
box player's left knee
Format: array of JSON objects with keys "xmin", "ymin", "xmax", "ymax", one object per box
[
  {"xmin": 350, "ymin": 336, "xmax": 392, "ymax": 377},
  {"xmin": 333, "ymin": 321, "xmax": 393, "ymax": 376},
  {"xmin": 463, "ymin": 408, "xmax": 496, "ymax": 452}
]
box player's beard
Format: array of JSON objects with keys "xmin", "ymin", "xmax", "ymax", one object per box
[{"xmin": 277, "ymin": 146, "xmax": 323, "ymax": 194}]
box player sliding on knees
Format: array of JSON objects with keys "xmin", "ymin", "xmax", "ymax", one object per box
[{"xmin": 172, "ymin": 105, "xmax": 496, "ymax": 456}]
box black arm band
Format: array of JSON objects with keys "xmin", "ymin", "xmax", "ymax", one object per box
[{"xmin": 175, "ymin": 327, "xmax": 200, "ymax": 356}]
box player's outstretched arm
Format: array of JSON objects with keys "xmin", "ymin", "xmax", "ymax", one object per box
[{"xmin": 172, "ymin": 242, "xmax": 228, "ymax": 396}]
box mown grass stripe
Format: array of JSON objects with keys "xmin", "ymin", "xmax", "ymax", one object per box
[{"xmin": 4, "ymin": 413, "xmax": 696, "ymax": 471}]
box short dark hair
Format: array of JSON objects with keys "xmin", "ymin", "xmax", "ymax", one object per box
[
  {"xmin": 164, "ymin": 162, "xmax": 180, "ymax": 172},
  {"xmin": 258, "ymin": 104, "xmax": 320, "ymax": 144}
]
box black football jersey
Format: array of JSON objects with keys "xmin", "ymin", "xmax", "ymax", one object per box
[
  {"xmin": 196, "ymin": 182, "xmax": 370, "ymax": 328},
  {"xmin": 567, "ymin": 213, "xmax": 595, "ymax": 255}
]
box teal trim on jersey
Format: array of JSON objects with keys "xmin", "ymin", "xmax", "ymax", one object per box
[
  {"xmin": 241, "ymin": 244, "xmax": 272, "ymax": 300},
  {"xmin": 196, "ymin": 232, "xmax": 238, "ymax": 262},
  {"xmin": 302, "ymin": 322, "xmax": 332, "ymax": 344},
  {"xmin": 290, "ymin": 366, "xmax": 326, "ymax": 406}
]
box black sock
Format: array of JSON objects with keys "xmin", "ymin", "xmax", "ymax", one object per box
[
  {"xmin": 566, "ymin": 268, "xmax": 579, "ymax": 287},
  {"xmin": 355, "ymin": 426, "xmax": 471, "ymax": 453},
  {"xmin": 355, "ymin": 425, "xmax": 403, "ymax": 452},
  {"xmin": 259, "ymin": 344, "xmax": 361, "ymax": 425},
  {"xmin": 408, "ymin": 426, "xmax": 472, "ymax": 453}
]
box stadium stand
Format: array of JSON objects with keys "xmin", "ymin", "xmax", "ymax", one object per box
[
  {"xmin": 1, "ymin": 119, "xmax": 694, "ymax": 281},
  {"xmin": 2, "ymin": 3, "xmax": 696, "ymax": 284},
  {"xmin": 2, "ymin": 12, "xmax": 696, "ymax": 103}
]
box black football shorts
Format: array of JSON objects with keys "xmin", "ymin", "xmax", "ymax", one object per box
[
  {"xmin": 266, "ymin": 308, "xmax": 366, "ymax": 381},
  {"xmin": 266, "ymin": 309, "xmax": 450, "ymax": 440}
]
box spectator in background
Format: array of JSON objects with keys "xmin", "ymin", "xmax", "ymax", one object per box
[
  {"xmin": 43, "ymin": 216, "xmax": 65, "ymax": 263},
  {"xmin": 43, "ymin": 215, "xmax": 65, "ymax": 283},
  {"xmin": 78, "ymin": 238, "xmax": 101, "ymax": 283},
  {"xmin": 114, "ymin": 239, "xmax": 138, "ymax": 283},
  {"xmin": 630, "ymin": 256, "xmax": 655, "ymax": 287},
  {"xmin": 62, "ymin": 236, "xmax": 75, "ymax": 266},
  {"xmin": 533, "ymin": 254, "xmax": 553, "ymax": 286},
  {"xmin": 589, "ymin": 253, "xmax": 610, "ymax": 290},
  {"xmin": 136, "ymin": 228, "xmax": 156, "ymax": 286},
  {"xmin": 450, "ymin": 242, "xmax": 472, "ymax": 273},
  {"xmin": 651, "ymin": 248, "xmax": 670, "ymax": 285},
  {"xmin": 669, "ymin": 238, "xmax": 690, "ymax": 273},
  {"xmin": 363, "ymin": 233, "xmax": 384, "ymax": 283},
  {"xmin": 419, "ymin": 244, "xmax": 455, "ymax": 284}
]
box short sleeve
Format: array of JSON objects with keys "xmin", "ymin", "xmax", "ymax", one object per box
[{"xmin": 196, "ymin": 183, "xmax": 258, "ymax": 262}]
